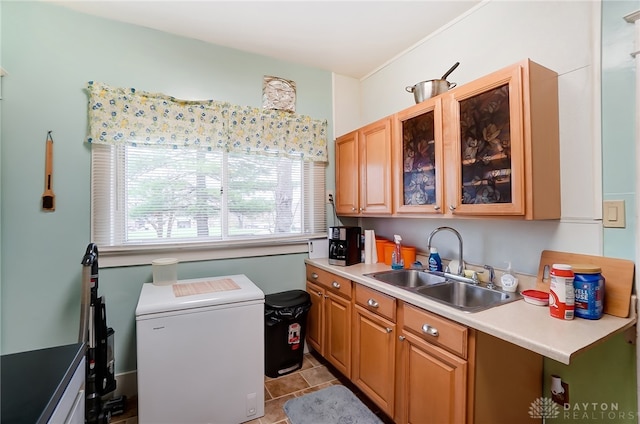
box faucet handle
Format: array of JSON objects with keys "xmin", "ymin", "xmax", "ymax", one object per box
[
  {"xmin": 471, "ymin": 271, "xmax": 479, "ymax": 284},
  {"xmin": 483, "ymin": 265, "xmax": 495, "ymax": 283},
  {"xmin": 483, "ymin": 265, "xmax": 496, "ymax": 289}
]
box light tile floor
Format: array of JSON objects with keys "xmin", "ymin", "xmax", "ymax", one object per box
[{"xmin": 111, "ymin": 351, "xmax": 391, "ymax": 424}]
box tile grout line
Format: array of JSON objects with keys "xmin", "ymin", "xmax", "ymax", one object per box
[{"xmin": 264, "ymin": 383, "xmax": 275, "ymax": 400}]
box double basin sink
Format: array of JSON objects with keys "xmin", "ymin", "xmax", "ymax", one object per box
[{"xmin": 365, "ymin": 268, "xmax": 521, "ymax": 313}]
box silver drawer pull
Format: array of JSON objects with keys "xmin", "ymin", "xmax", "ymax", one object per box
[
  {"xmin": 449, "ymin": 205, "xmax": 456, "ymax": 212},
  {"xmin": 311, "ymin": 273, "xmax": 318, "ymax": 279},
  {"xmin": 422, "ymin": 324, "xmax": 439, "ymax": 337},
  {"xmin": 367, "ymin": 298, "xmax": 379, "ymax": 308},
  {"xmin": 332, "ymin": 281, "xmax": 341, "ymax": 289},
  {"xmin": 434, "ymin": 205, "xmax": 441, "ymax": 211},
  {"xmin": 316, "ymin": 291, "xmax": 322, "ymax": 296},
  {"xmin": 399, "ymin": 336, "xmax": 406, "ymax": 341},
  {"xmin": 386, "ymin": 327, "xmax": 392, "ymax": 333}
]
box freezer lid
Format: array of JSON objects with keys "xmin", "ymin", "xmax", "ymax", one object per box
[{"xmin": 135, "ymin": 274, "xmax": 264, "ymax": 317}]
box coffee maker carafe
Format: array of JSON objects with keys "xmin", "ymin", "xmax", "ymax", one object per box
[{"xmin": 328, "ymin": 226, "xmax": 361, "ymax": 266}]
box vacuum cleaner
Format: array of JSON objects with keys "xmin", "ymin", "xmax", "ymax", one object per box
[{"xmin": 80, "ymin": 243, "xmax": 126, "ymax": 423}]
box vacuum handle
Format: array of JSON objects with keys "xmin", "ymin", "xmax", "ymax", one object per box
[{"xmin": 78, "ymin": 266, "xmax": 91, "ymax": 344}]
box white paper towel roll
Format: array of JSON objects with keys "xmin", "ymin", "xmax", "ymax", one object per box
[
  {"xmin": 371, "ymin": 231, "xmax": 377, "ymax": 263},
  {"xmin": 364, "ymin": 230, "xmax": 377, "ymax": 264}
]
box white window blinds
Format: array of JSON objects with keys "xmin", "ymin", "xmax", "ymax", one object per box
[{"xmin": 91, "ymin": 144, "xmax": 326, "ymax": 249}]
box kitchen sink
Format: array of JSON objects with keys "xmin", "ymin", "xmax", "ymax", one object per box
[
  {"xmin": 365, "ymin": 268, "xmax": 521, "ymax": 312},
  {"xmin": 364, "ymin": 269, "xmax": 446, "ymax": 288},
  {"xmin": 415, "ymin": 280, "xmax": 518, "ymax": 312}
]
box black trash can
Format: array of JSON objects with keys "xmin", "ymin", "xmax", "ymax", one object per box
[{"xmin": 264, "ymin": 290, "xmax": 312, "ymax": 378}]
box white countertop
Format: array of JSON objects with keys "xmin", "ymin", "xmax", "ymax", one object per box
[{"xmin": 305, "ymin": 258, "xmax": 637, "ymax": 365}]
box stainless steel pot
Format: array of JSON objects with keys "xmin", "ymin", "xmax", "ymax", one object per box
[
  {"xmin": 406, "ymin": 62, "xmax": 460, "ymax": 104},
  {"xmin": 405, "ymin": 79, "xmax": 456, "ymax": 104}
]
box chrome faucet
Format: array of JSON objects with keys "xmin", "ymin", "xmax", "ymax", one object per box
[{"xmin": 427, "ymin": 226, "xmax": 464, "ymax": 276}]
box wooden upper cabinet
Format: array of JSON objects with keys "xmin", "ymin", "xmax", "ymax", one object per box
[
  {"xmin": 443, "ymin": 59, "xmax": 560, "ymax": 219},
  {"xmin": 337, "ymin": 58, "xmax": 560, "ymax": 220},
  {"xmin": 393, "ymin": 97, "xmax": 445, "ymax": 215},
  {"xmin": 360, "ymin": 117, "xmax": 393, "ymax": 215},
  {"xmin": 335, "ymin": 131, "xmax": 359, "ymax": 215},
  {"xmin": 335, "ymin": 117, "xmax": 393, "ymax": 216}
]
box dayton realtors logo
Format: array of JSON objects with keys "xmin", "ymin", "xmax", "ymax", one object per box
[
  {"xmin": 529, "ymin": 398, "xmax": 638, "ymax": 421},
  {"xmin": 529, "ymin": 397, "xmax": 561, "ymax": 419}
]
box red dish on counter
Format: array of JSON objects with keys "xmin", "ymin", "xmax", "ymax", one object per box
[{"xmin": 521, "ymin": 289, "xmax": 549, "ymax": 306}]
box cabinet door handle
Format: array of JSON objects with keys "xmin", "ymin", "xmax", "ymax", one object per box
[
  {"xmin": 351, "ymin": 207, "xmax": 357, "ymax": 212},
  {"xmin": 399, "ymin": 336, "xmax": 406, "ymax": 341},
  {"xmin": 367, "ymin": 298, "xmax": 379, "ymax": 308},
  {"xmin": 422, "ymin": 324, "xmax": 439, "ymax": 337},
  {"xmin": 316, "ymin": 291, "xmax": 322, "ymax": 296},
  {"xmin": 311, "ymin": 272, "xmax": 318, "ymax": 279},
  {"xmin": 332, "ymin": 281, "xmax": 341, "ymax": 289},
  {"xmin": 449, "ymin": 205, "xmax": 456, "ymax": 212},
  {"xmin": 434, "ymin": 205, "xmax": 441, "ymax": 211},
  {"xmin": 359, "ymin": 207, "xmax": 364, "ymax": 212},
  {"xmin": 386, "ymin": 327, "xmax": 392, "ymax": 333}
]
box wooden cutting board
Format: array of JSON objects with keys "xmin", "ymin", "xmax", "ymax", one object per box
[{"xmin": 535, "ymin": 250, "xmax": 635, "ymax": 318}]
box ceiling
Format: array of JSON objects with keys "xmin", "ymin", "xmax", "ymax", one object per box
[{"xmin": 48, "ymin": 0, "xmax": 481, "ymax": 79}]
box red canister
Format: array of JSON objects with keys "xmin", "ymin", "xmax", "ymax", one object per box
[{"xmin": 549, "ymin": 264, "xmax": 575, "ymax": 320}]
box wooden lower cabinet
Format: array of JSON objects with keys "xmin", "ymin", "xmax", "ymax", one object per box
[
  {"xmin": 324, "ymin": 291, "xmax": 351, "ymax": 376},
  {"xmin": 305, "ymin": 280, "xmax": 324, "ymax": 353},
  {"xmin": 395, "ymin": 302, "xmax": 468, "ymax": 424},
  {"xmin": 352, "ymin": 284, "xmax": 397, "ymax": 417},
  {"xmin": 395, "ymin": 301, "xmax": 543, "ymax": 424},
  {"xmin": 305, "ymin": 265, "xmax": 352, "ymax": 377},
  {"xmin": 305, "ymin": 267, "xmax": 543, "ymax": 424},
  {"xmin": 471, "ymin": 332, "xmax": 543, "ymax": 424},
  {"xmin": 397, "ymin": 330, "xmax": 468, "ymax": 424}
]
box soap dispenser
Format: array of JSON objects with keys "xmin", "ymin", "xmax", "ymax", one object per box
[
  {"xmin": 501, "ymin": 262, "xmax": 519, "ymax": 292},
  {"xmin": 391, "ymin": 235, "xmax": 404, "ymax": 269}
]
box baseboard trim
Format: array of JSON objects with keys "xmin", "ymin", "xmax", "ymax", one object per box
[{"xmin": 113, "ymin": 370, "xmax": 137, "ymax": 399}]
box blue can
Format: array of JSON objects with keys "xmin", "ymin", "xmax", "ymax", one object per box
[{"xmin": 573, "ymin": 265, "xmax": 605, "ymax": 320}]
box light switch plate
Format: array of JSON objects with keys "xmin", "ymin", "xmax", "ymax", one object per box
[{"xmin": 603, "ymin": 200, "xmax": 625, "ymax": 228}]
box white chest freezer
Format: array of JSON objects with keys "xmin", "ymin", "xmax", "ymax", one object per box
[{"xmin": 135, "ymin": 274, "xmax": 265, "ymax": 424}]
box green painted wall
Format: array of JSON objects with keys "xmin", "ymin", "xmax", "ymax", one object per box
[
  {"xmin": 542, "ymin": 1, "xmax": 639, "ymax": 422},
  {"xmin": 603, "ymin": 0, "xmax": 638, "ymax": 258},
  {"xmin": 0, "ymin": 2, "xmax": 332, "ymax": 373}
]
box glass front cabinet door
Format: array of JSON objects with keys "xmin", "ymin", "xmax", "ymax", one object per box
[
  {"xmin": 393, "ymin": 97, "xmax": 445, "ymax": 215},
  {"xmin": 444, "ymin": 59, "xmax": 560, "ymax": 219}
]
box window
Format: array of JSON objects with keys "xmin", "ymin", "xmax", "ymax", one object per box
[
  {"xmin": 91, "ymin": 144, "xmax": 326, "ymax": 261},
  {"xmin": 85, "ymin": 81, "xmax": 328, "ymax": 266}
]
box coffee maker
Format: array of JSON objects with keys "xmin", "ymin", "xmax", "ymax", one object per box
[{"xmin": 328, "ymin": 226, "xmax": 361, "ymax": 266}]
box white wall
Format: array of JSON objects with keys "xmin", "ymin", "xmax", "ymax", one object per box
[
  {"xmin": 333, "ymin": 0, "xmax": 604, "ymax": 274},
  {"xmin": 332, "ymin": 74, "xmax": 361, "ymax": 137}
]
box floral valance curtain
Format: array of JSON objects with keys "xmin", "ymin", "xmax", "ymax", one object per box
[{"xmin": 85, "ymin": 81, "xmax": 328, "ymax": 162}]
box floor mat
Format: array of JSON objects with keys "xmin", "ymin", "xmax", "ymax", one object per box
[{"xmin": 284, "ymin": 385, "xmax": 382, "ymax": 424}]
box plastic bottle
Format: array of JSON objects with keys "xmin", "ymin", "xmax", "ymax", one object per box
[
  {"xmin": 500, "ymin": 262, "xmax": 519, "ymax": 292},
  {"xmin": 391, "ymin": 235, "xmax": 404, "ymax": 269},
  {"xmin": 428, "ymin": 247, "xmax": 443, "ymax": 272},
  {"xmin": 549, "ymin": 264, "xmax": 575, "ymax": 320}
]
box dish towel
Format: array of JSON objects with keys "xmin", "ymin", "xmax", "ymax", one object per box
[{"xmin": 364, "ymin": 230, "xmax": 378, "ymax": 264}]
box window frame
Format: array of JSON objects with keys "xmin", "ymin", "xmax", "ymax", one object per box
[{"xmin": 91, "ymin": 144, "xmax": 327, "ymax": 268}]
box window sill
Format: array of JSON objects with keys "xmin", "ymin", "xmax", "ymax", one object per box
[{"xmin": 98, "ymin": 237, "xmax": 322, "ymax": 268}]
